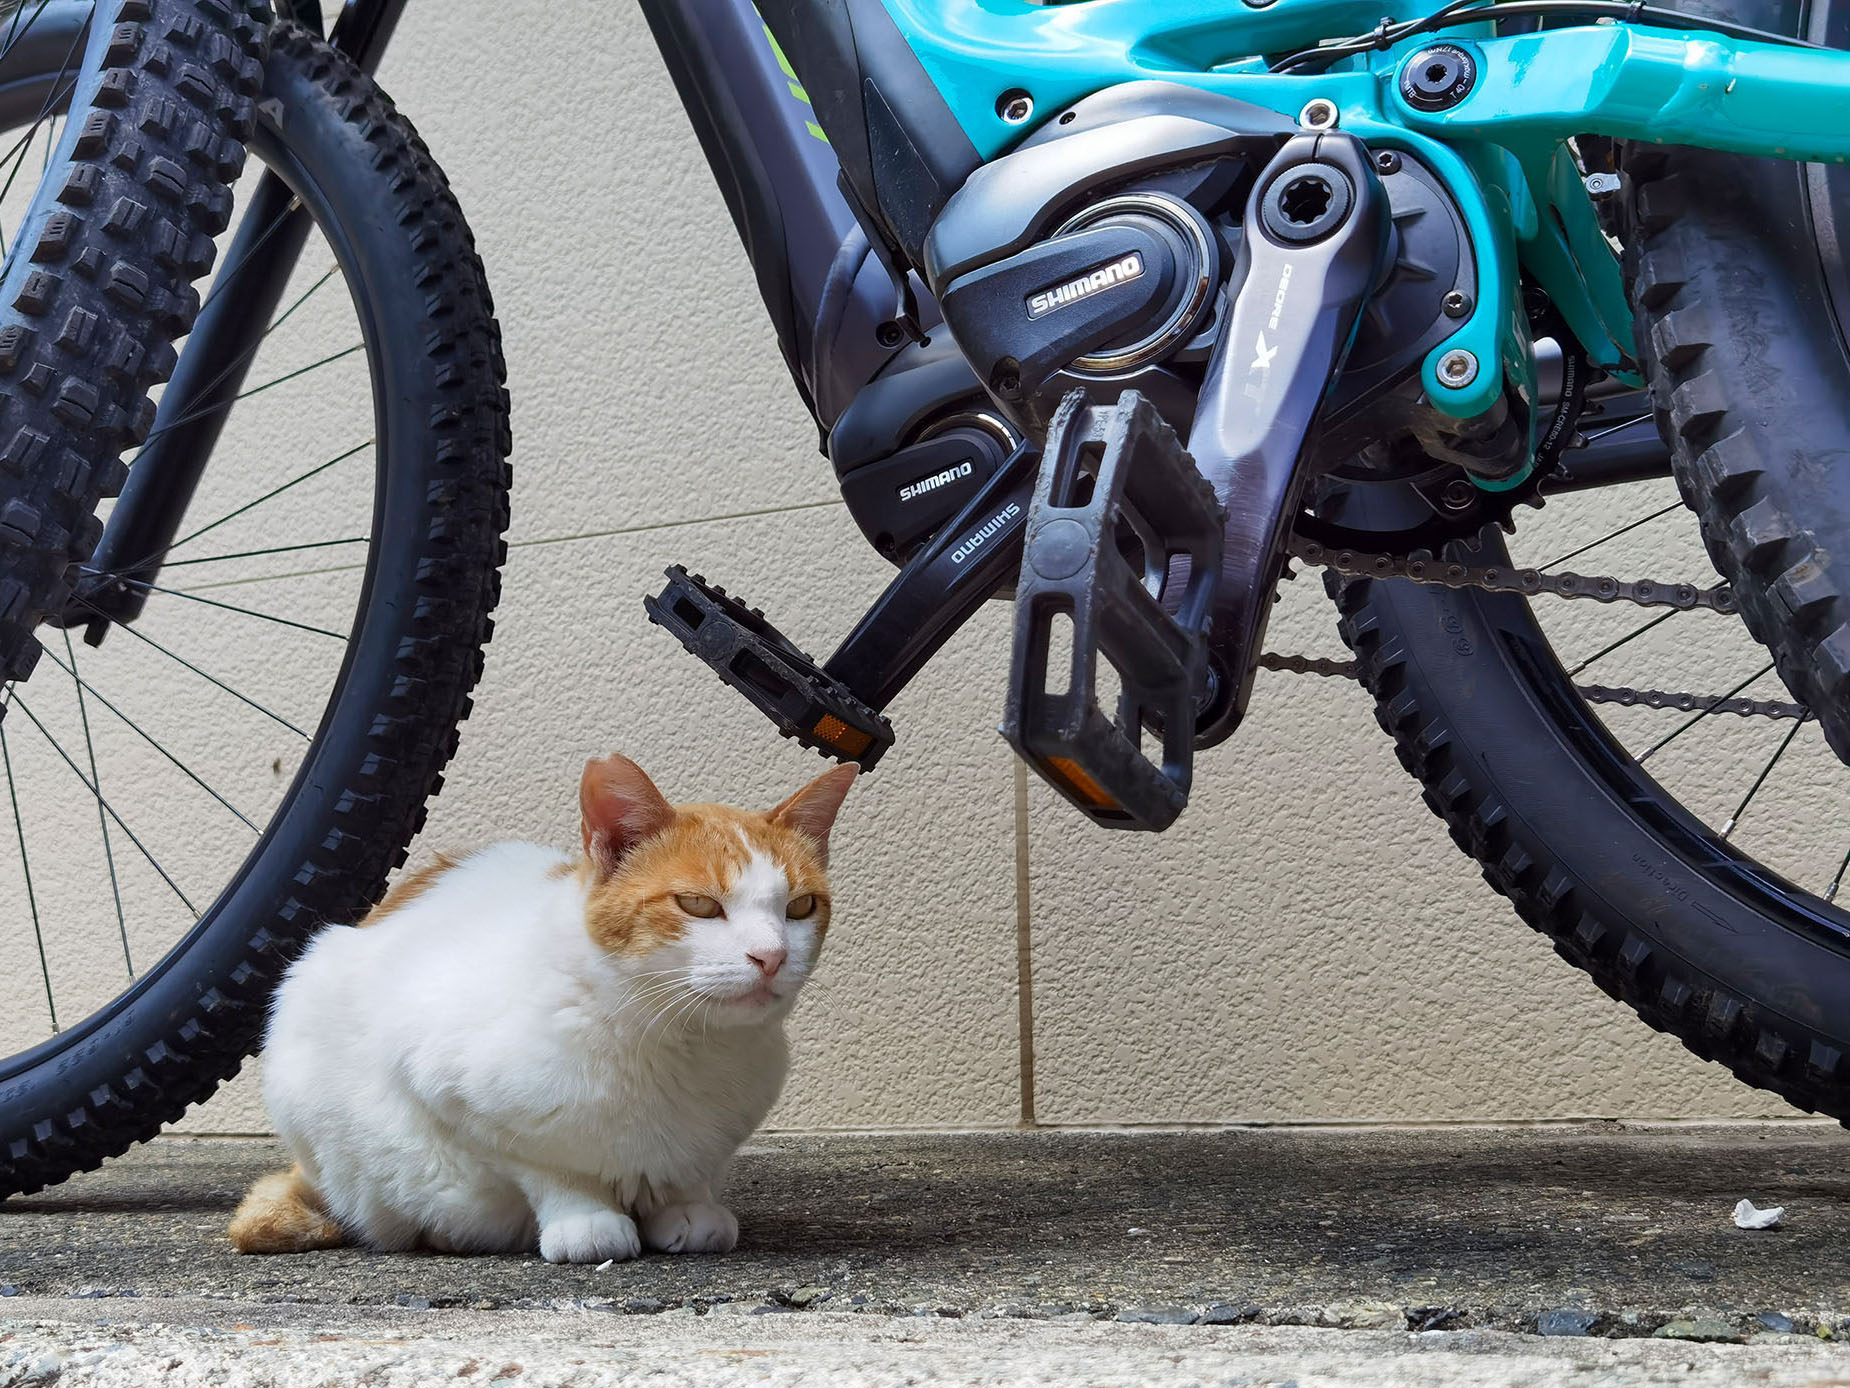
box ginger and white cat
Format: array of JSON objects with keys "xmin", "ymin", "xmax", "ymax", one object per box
[{"xmin": 228, "ymin": 753, "xmax": 856, "ymax": 1263}]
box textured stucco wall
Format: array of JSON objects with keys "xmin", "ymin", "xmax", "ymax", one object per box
[{"xmin": 0, "ymin": 1, "xmax": 1803, "ymax": 1132}]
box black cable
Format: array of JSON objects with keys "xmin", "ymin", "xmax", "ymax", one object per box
[
  {"xmin": 1492, "ymin": 0, "xmax": 1825, "ymax": 44},
  {"xmin": 1268, "ymin": 0, "xmax": 1475, "ymax": 72},
  {"xmin": 1269, "ymin": 0, "xmax": 1827, "ymax": 74}
]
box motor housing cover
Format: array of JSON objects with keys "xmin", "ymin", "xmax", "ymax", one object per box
[
  {"xmin": 829, "ymin": 338, "xmax": 1017, "ymax": 564},
  {"xmin": 937, "ymin": 192, "xmax": 1219, "ymax": 428},
  {"xmin": 838, "ymin": 422, "xmax": 1012, "ymax": 561}
]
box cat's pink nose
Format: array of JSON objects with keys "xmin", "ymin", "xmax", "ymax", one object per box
[{"xmin": 747, "ymin": 947, "xmax": 787, "ymax": 979}]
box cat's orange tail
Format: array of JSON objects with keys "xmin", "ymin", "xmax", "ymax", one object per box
[{"xmin": 227, "ymin": 1163, "xmax": 345, "ymax": 1254}]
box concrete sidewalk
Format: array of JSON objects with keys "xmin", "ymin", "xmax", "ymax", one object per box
[{"xmin": 3, "ymin": 1123, "xmax": 1849, "ymax": 1384}]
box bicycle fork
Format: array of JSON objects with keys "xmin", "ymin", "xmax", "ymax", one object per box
[{"xmin": 68, "ymin": 0, "xmax": 408, "ymax": 638}]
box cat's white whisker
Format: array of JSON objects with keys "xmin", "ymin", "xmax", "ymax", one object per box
[
  {"xmin": 663, "ymin": 995, "xmax": 700, "ymax": 1038},
  {"xmin": 637, "ymin": 999, "xmax": 683, "ymax": 1049},
  {"xmin": 605, "ymin": 979, "xmax": 698, "ymax": 1028},
  {"xmin": 636, "ymin": 982, "xmax": 699, "ymax": 1046},
  {"xmin": 625, "ymin": 967, "xmax": 698, "ymax": 984}
]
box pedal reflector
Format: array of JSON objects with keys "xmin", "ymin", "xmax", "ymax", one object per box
[{"xmin": 644, "ymin": 566, "xmax": 895, "ymax": 770}]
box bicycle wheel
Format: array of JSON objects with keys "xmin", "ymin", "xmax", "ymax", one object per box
[
  {"xmin": 1318, "ymin": 0, "xmax": 1850, "ymax": 1122},
  {"xmin": 0, "ymin": 19, "xmax": 510, "ymax": 1197},
  {"xmin": 1328, "ymin": 462, "xmax": 1850, "ymax": 1119}
]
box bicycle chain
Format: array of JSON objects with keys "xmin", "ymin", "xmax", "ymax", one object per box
[
  {"xmin": 1288, "ymin": 537, "xmax": 1738, "ymax": 614},
  {"xmin": 1573, "ymin": 684, "xmax": 1807, "ymax": 721},
  {"xmin": 1264, "ymin": 540, "xmax": 1808, "ymax": 721}
]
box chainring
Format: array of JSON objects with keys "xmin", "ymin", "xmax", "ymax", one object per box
[
  {"xmin": 1295, "ymin": 320, "xmax": 1589, "ymax": 553},
  {"xmin": 1292, "ymin": 471, "xmax": 1541, "ymax": 553}
]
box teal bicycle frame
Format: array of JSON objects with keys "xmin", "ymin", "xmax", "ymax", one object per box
[{"xmin": 875, "ymin": 0, "xmax": 1850, "ymax": 449}]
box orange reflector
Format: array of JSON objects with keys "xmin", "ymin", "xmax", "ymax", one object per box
[
  {"xmin": 812, "ymin": 714, "xmax": 873, "ymax": 757},
  {"xmin": 1046, "ymin": 756, "xmax": 1118, "ymax": 809}
]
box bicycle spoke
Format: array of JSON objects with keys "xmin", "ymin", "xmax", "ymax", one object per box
[
  {"xmin": 193, "ymin": 209, "xmax": 318, "ymax": 320},
  {"xmin": 70, "ymin": 593, "xmax": 310, "ymax": 738},
  {"xmin": 40, "ymin": 642, "xmax": 259, "ymax": 832},
  {"xmin": 1, "ymin": 697, "xmax": 56, "ymax": 1031},
  {"xmin": 136, "ymin": 268, "xmax": 343, "ymax": 454},
  {"xmin": 0, "ymin": 120, "xmax": 34, "ymax": 183},
  {"xmin": 156, "ymin": 438, "xmax": 370, "ymax": 557},
  {"xmin": 0, "ymin": 110, "xmax": 62, "ymax": 241},
  {"xmin": 0, "ymin": 91, "xmax": 55, "ymax": 184},
  {"xmin": 0, "ymin": 23, "xmax": 81, "ymax": 255},
  {"xmin": 1721, "ymin": 712, "xmax": 1809, "ymax": 838},
  {"xmin": 156, "ymin": 536, "xmax": 370, "ymax": 568},
  {"xmin": 139, "ymin": 342, "xmax": 363, "ymax": 441},
  {"xmin": 1828, "ymin": 846, "xmax": 1850, "ymax": 903},
  {"xmin": 0, "ymin": 7, "xmax": 74, "ymax": 163},
  {"xmin": 0, "ymin": 8, "xmax": 80, "ymax": 194},
  {"xmin": 1544, "ymin": 500, "xmax": 1683, "ymax": 571},
  {"xmin": 110, "ymin": 575, "xmax": 348, "ymax": 640},
  {"xmin": 1565, "ymin": 607, "xmax": 1681, "ymax": 677},
  {"xmin": 1579, "ymin": 413, "xmax": 1653, "ymax": 444},
  {"xmin": 11, "ymin": 692, "xmax": 198, "ymax": 917},
  {"xmin": 1637, "ymin": 660, "xmax": 1777, "ymax": 764},
  {"xmin": 0, "ymin": 0, "xmax": 55, "ymax": 60},
  {"xmin": 232, "ymin": 342, "xmax": 364, "ymax": 401},
  {"xmin": 249, "ymin": 263, "xmax": 336, "ymax": 333},
  {"xmin": 64, "ymin": 631, "xmax": 130, "ymax": 973}
]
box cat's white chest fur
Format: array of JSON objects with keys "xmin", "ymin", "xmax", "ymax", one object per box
[{"xmin": 263, "ymin": 841, "xmax": 790, "ymax": 1258}]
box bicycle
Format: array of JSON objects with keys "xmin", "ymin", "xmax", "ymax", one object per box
[{"xmin": 2, "ymin": 0, "xmax": 1850, "ymax": 1198}]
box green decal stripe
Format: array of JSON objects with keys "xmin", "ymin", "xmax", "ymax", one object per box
[{"xmin": 757, "ymin": 13, "xmax": 828, "ymax": 143}]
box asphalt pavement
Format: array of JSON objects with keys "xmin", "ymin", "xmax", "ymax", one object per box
[{"xmin": 3, "ymin": 1123, "xmax": 1849, "ymax": 1385}]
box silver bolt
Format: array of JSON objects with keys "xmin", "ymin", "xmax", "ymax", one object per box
[
  {"xmin": 1298, "ymin": 98, "xmax": 1339, "ymax": 130},
  {"xmin": 1437, "ymin": 349, "xmax": 1479, "ymax": 388},
  {"xmin": 998, "ymin": 91, "xmax": 1034, "ymax": 125},
  {"xmin": 1583, "ymin": 171, "xmax": 1622, "ymax": 199}
]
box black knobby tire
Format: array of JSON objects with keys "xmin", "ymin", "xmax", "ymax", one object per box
[
  {"xmin": 0, "ymin": 0, "xmax": 269, "ymax": 685},
  {"xmin": 0, "ymin": 23, "xmax": 511, "ymax": 1197},
  {"xmin": 1622, "ymin": 0, "xmax": 1850, "ymax": 761},
  {"xmin": 1330, "ymin": 555, "xmax": 1850, "ymax": 1120},
  {"xmin": 1323, "ymin": 0, "xmax": 1850, "ymax": 1122}
]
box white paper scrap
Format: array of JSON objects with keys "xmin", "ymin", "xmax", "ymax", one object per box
[{"xmin": 1733, "ymin": 1198, "xmax": 1784, "ymax": 1229}]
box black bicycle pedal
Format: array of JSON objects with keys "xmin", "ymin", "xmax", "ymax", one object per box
[
  {"xmin": 644, "ymin": 566, "xmax": 895, "ymax": 769},
  {"xmin": 1004, "ymin": 391, "xmax": 1223, "ymax": 831}
]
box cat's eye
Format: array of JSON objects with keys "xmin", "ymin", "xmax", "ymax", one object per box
[
  {"xmin": 675, "ymin": 893, "xmax": 723, "ymax": 919},
  {"xmin": 787, "ymin": 894, "xmax": 819, "ymax": 920}
]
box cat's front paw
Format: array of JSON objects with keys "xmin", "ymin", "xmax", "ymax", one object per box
[
  {"xmin": 642, "ymin": 1201, "xmax": 739, "ymax": 1254},
  {"xmin": 539, "ymin": 1209, "xmax": 642, "ymax": 1264}
]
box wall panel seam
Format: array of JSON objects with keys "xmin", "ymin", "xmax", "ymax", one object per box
[{"xmin": 1014, "ymin": 758, "xmax": 1036, "ymax": 1127}]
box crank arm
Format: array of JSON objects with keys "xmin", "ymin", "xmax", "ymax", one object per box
[
  {"xmin": 822, "ymin": 440, "xmax": 1038, "ymax": 709},
  {"xmin": 645, "ymin": 443, "xmax": 1036, "ymax": 771},
  {"xmin": 1187, "ymin": 131, "xmax": 1391, "ymax": 745}
]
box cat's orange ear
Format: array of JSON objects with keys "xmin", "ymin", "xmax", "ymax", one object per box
[
  {"xmin": 580, "ymin": 754, "xmax": 676, "ymax": 876},
  {"xmin": 767, "ymin": 763, "xmax": 858, "ymax": 866}
]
